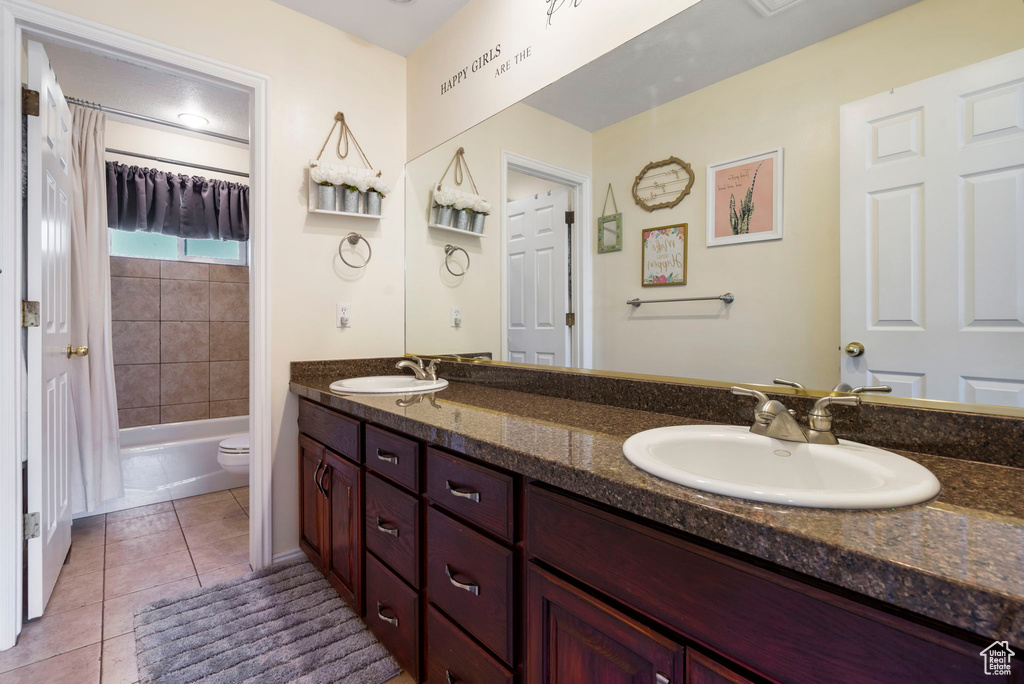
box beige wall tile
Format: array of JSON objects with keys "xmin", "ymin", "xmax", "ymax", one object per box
[
  {"xmin": 161, "ymin": 321, "xmax": 210, "ymax": 363},
  {"xmin": 110, "ymin": 256, "xmax": 159, "ymax": 278},
  {"xmin": 0, "ymin": 603, "xmax": 102, "ymax": 674},
  {"xmin": 110, "ymin": 277, "xmax": 160, "ymax": 321},
  {"xmin": 209, "ymin": 282, "xmax": 248, "ymax": 321},
  {"xmin": 0, "ymin": 643, "xmax": 100, "ymax": 684},
  {"xmin": 161, "ymin": 280, "xmax": 209, "ymax": 321},
  {"xmin": 161, "ymin": 362, "xmax": 210, "ymax": 405},
  {"xmin": 117, "ymin": 407, "xmax": 160, "ymax": 428},
  {"xmin": 209, "ymin": 264, "xmax": 249, "ymax": 283},
  {"xmin": 209, "ymin": 322, "xmax": 248, "ymax": 361},
  {"xmin": 210, "ymin": 399, "xmax": 247, "ymax": 419},
  {"xmin": 111, "ymin": 321, "xmax": 160, "ymax": 365},
  {"xmin": 161, "ymin": 403, "xmax": 210, "ymax": 424},
  {"xmin": 210, "ymin": 361, "xmax": 248, "ymax": 401},
  {"xmin": 161, "ymin": 260, "xmax": 209, "ymax": 281},
  {"xmin": 113, "ymin": 365, "xmax": 160, "ymax": 409}
]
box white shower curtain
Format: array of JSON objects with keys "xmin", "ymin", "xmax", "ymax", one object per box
[{"xmin": 69, "ymin": 105, "xmax": 123, "ymax": 512}]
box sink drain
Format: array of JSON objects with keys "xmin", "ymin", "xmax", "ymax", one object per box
[{"xmin": 774, "ymin": 449, "xmax": 792, "ymax": 457}]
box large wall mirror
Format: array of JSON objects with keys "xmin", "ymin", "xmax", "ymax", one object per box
[{"xmin": 405, "ymin": 0, "xmax": 1024, "ymax": 414}]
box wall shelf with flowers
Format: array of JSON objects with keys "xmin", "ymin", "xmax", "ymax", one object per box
[
  {"xmin": 307, "ymin": 112, "xmax": 390, "ymax": 219},
  {"xmin": 428, "ymin": 148, "xmax": 491, "ymax": 236}
]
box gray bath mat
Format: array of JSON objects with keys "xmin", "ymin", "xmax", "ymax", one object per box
[{"xmin": 134, "ymin": 560, "xmax": 400, "ymax": 684}]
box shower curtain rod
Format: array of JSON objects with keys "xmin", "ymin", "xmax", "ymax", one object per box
[
  {"xmin": 106, "ymin": 148, "xmax": 249, "ymax": 179},
  {"xmin": 66, "ymin": 96, "xmax": 250, "ymax": 145}
]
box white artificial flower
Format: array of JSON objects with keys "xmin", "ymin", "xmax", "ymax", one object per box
[
  {"xmin": 370, "ymin": 174, "xmax": 391, "ymax": 196},
  {"xmin": 433, "ymin": 185, "xmax": 457, "ymax": 207},
  {"xmin": 310, "ymin": 165, "xmax": 332, "ymax": 185},
  {"xmin": 453, "ymin": 191, "xmax": 473, "ymax": 211}
]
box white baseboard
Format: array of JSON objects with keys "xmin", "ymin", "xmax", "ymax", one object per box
[{"xmin": 272, "ymin": 548, "xmax": 305, "ymax": 564}]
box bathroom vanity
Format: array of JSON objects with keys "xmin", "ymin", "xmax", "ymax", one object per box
[{"xmin": 291, "ymin": 358, "xmax": 1024, "ymax": 684}]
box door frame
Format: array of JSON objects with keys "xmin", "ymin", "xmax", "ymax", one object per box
[
  {"xmin": 0, "ymin": 0, "xmax": 273, "ymax": 649},
  {"xmin": 500, "ymin": 150, "xmax": 592, "ymax": 368}
]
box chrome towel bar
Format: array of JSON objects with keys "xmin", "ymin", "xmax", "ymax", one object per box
[{"xmin": 626, "ymin": 292, "xmax": 734, "ymax": 307}]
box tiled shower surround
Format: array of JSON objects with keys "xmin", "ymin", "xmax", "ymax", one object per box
[{"xmin": 110, "ymin": 257, "xmax": 249, "ymax": 427}]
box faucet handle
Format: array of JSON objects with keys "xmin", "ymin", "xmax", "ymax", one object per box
[
  {"xmin": 731, "ymin": 386, "xmax": 770, "ymax": 407},
  {"xmin": 850, "ymin": 385, "xmax": 892, "ymax": 394},
  {"xmin": 811, "ymin": 395, "xmax": 860, "ymax": 413},
  {"xmin": 773, "ymin": 378, "xmax": 806, "ymax": 390}
]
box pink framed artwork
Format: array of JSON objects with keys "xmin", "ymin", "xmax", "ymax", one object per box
[{"xmin": 706, "ymin": 148, "xmax": 783, "ymax": 246}]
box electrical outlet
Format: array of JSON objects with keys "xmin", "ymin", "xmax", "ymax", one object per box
[
  {"xmin": 337, "ymin": 303, "xmax": 351, "ymax": 328},
  {"xmin": 451, "ymin": 306, "xmax": 462, "ymax": 328}
]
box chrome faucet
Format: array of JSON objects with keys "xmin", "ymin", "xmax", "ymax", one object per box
[
  {"xmin": 731, "ymin": 387, "xmax": 861, "ymax": 445},
  {"xmin": 831, "ymin": 382, "xmax": 893, "ymax": 395},
  {"xmin": 395, "ymin": 356, "xmax": 441, "ymax": 381}
]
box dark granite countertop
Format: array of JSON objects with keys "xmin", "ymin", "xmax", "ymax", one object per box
[{"xmin": 289, "ymin": 373, "xmax": 1024, "ymax": 644}]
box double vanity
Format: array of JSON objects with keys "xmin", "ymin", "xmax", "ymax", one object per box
[{"xmin": 290, "ymin": 357, "xmax": 1023, "ymax": 684}]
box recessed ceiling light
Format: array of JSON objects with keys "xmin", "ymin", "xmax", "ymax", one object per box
[
  {"xmin": 178, "ymin": 112, "xmax": 209, "ymax": 128},
  {"xmin": 389, "ymin": 0, "xmax": 416, "ymax": 4}
]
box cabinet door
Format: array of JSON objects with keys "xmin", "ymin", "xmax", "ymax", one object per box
[
  {"xmin": 686, "ymin": 651, "xmax": 754, "ymax": 684},
  {"xmin": 528, "ymin": 565, "xmax": 684, "ymax": 684},
  {"xmin": 324, "ymin": 451, "xmax": 363, "ymax": 614},
  {"xmin": 298, "ymin": 435, "xmax": 326, "ymax": 568}
]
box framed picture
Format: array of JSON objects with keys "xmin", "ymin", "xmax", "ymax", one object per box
[
  {"xmin": 597, "ymin": 213, "xmax": 622, "ymax": 253},
  {"xmin": 706, "ymin": 147, "xmax": 782, "ymax": 247},
  {"xmin": 641, "ymin": 224, "xmax": 687, "ymax": 287}
]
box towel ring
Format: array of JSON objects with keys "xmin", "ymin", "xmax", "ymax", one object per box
[
  {"xmin": 444, "ymin": 244, "xmax": 469, "ymax": 276},
  {"xmin": 338, "ymin": 232, "xmax": 371, "ymax": 269}
]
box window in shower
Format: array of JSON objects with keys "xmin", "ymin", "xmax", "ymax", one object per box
[{"xmin": 109, "ymin": 228, "xmax": 247, "ymax": 266}]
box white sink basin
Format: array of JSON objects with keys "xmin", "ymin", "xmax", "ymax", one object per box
[
  {"xmin": 622, "ymin": 425, "xmax": 940, "ymax": 509},
  {"xmin": 329, "ymin": 376, "xmax": 449, "ymax": 395}
]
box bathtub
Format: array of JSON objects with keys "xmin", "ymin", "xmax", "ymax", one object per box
[{"xmin": 74, "ymin": 415, "xmax": 249, "ymax": 518}]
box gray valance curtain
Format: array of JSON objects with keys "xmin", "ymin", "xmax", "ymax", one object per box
[{"xmin": 105, "ymin": 161, "xmax": 249, "ymax": 241}]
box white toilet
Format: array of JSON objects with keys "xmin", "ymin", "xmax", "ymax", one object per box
[{"xmin": 217, "ymin": 435, "xmax": 250, "ymax": 475}]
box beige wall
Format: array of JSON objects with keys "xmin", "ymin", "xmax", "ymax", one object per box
[
  {"xmin": 405, "ymin": 103, "xmax": 591, "ymax": 356},
  {"xmin": 35, "ymin": 0, "xmax": 408, "ymax": 556},
  {"xmin": 406, "ymin": 0, "xmax": 699, "ymax": 159},
  {"xmin": 507, "ymin": 171, "xmax": 566, "ymax": 203},
  {"xmin": 590, "ymin": 0, "xmax": 1024, "ymax": 390}
]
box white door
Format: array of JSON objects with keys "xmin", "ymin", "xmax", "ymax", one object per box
[
  {"xmin": 840, "ymin": 49, "xmax": 1024, "ymax": 407},
  {"xmin": 506, "ymin": 189, "xmax": 570, "ymax": 366},
  {"xmin": 25, "ymin": 40, "xmax": 74, "ymax": 619}
]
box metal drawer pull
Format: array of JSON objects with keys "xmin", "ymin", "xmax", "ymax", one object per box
[
  {"xmin": 656, "ymin": 674, "xmax": 670, "ymax": 684},
  {"xmin": 376, "ymin": 448, "xmax": 398, "ymax": 465},
  {"xmin": 376, "ymin": 601, "xmax": 399, "ymax": 627},
  {"xmin": 376, "ymin": 517, "xmax": 399, "ymax": 537},
  {"xmin": 445, "ymin": 480, "xmax": 480, "ymax": 503},
  {"xmin": 445, "ymin": 564, "xmax": 480, "ymax": 595},
  {"xmin": 445, "ymin": 670, "xmax": 459, "ymax": 684},
  {"xmin": 313, "ymin": 459, "xmax": 326, "ymax": 497}
]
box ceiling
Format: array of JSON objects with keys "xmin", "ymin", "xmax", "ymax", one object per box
[
  {"xmin": 523, "ymin": 0, "xmax": 921, "ymax": 132},
  {"xmin": 42, "ymin": 42, "xmax": 250, "ymax": 142},
  {"xmin": 270, "ymin": 0, "xmax": 470, "ymax": 56}
]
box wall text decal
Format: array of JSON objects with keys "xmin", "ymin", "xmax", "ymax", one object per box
[{"xmin": 546, "ymin": 0, "xmax": 585, "ymax": 27}]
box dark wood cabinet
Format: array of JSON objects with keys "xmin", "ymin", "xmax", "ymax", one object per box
[
  {"xmin": 685, "ymin": 651, "xmax": 754, "ymax": 684},
  {"xmin": 527, "ymin": 564, "xmax": 684, "ymax": 684},
  {"xmin": 298, "ymin": 434, "xmax": 326, "ymax": 568},
  {"xmin": 324, "ymin": 451, "xmax": 363, "ymax": 614}
]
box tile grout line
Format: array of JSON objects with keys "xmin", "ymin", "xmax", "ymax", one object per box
[{"xmin": 99, "ymin": 513, "xmax": 107, "ymax": 684}]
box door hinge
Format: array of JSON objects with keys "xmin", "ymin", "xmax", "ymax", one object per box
[
  {"xmin": 22, "ymin": 301, "xmax": 40, "ymax": 328},
  {"xmin": 24, "ymin": 512, "xmax": 40, "ymax": 540},
  {"xmin": 564, "ymin": 210, "xmax": 575, "ymax": 227},
  {"xmin": 565, "ymin": 312, "xmax": 576, "ymax": 327},
  {"xmin": 21, "ymin": 86, "xmax": 39, "ymax": 117}
]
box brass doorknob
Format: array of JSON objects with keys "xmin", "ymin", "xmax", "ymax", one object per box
[
  {"xmin": 844, "ymin": 342, "xmax": 865, "ymax": 358},
  {"xmin": 66, "ymin": 345, "xmax": 88, "ymax": 358}
]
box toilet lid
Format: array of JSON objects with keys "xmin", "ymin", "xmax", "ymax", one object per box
[{"xmin": 219, "ymin": 435, "xmax": 249, "ymax": 453}]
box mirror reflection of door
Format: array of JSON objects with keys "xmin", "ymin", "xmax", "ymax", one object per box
[
  {"xmin": 840, "ymin": 49, "xmax": 1024, "ymax": 408},
  {"xmin": 505, "ymin": 175, "xmax": 571, "ymax": 366}
]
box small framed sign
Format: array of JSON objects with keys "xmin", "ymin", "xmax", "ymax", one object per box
[{"xmin": 642, "ymin": 224, "xmax": 687, "ymax": 287}]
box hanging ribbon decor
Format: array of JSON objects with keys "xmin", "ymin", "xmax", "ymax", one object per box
[
  {"xmin": 597, "ymin": 183, "xmax": 623, "ymax": 253},
  {"xmin": 314, "ymin": 111, "xmax": 373, "ymax": 168}
]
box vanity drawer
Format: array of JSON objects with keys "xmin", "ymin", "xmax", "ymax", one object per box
[
  {"xmin": 365, "ymin": 472, "xmax": 421, "ymax": 586},
  {"xmin": 427, "ymin": 606, "xmax": 513, "ymax": 684},
  {"xmin": 366, "ymin": 553, "xmax": 420, "ymax": 681},
  {"xmin": 298, "ymin": 400, "xmax": 361, "ymax": 463},
  {"xmin": 426, "ymin": 506, "xmax": 515, "ymax": 665},
  {"xmin": 365, "ymin": 424, "xmax": 420, "ymax": 492},
  {"xmin": 425, "ymin": 448, "xmax": 515, "ymax": 542},
  {"xmin": 527, "ymin": 485, "xmax": 994, "ymax": 684}
]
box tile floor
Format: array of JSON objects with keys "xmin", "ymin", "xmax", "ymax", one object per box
[
  {"xmin": 0, "ymin": 487, "xmax": 250, "ymax": 683},
  {"xmin": 0, "ymin": 487, "xmax": 415, "ymax": 684}
]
